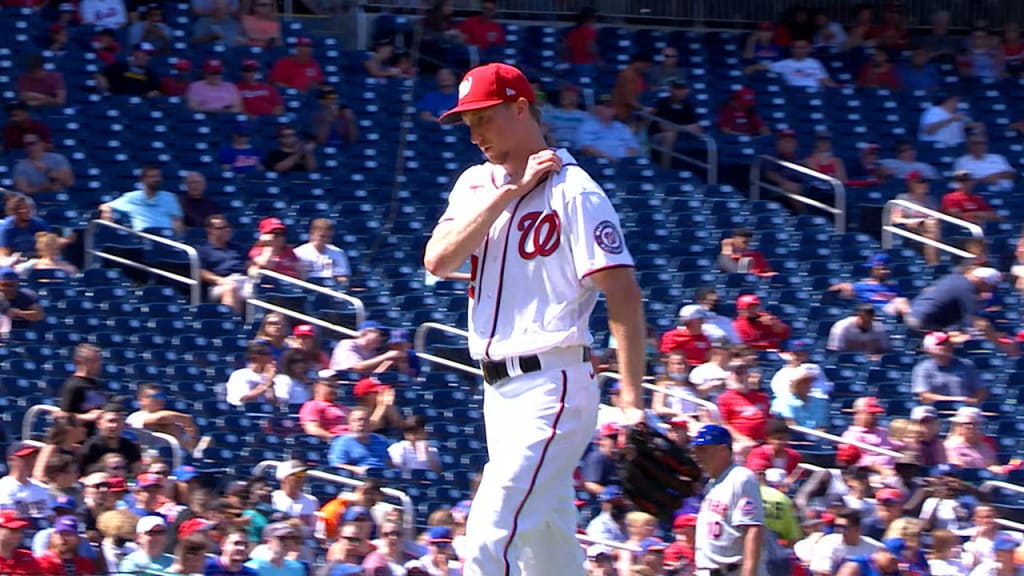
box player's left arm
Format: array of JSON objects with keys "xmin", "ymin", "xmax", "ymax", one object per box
[{"xmin": 590, "ymin": 268, "xmax": 646, "ymax": 422}]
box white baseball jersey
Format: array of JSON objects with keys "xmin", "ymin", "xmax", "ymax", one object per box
[
  {"xmin": 695, "ymin": 464, "xmax": 765, "ymax": 570},
  {"xmin": 435, "ymin": 149, "xmax": 634, "ymax": 361}
]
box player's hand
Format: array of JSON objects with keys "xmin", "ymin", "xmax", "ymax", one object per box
[{"xmin": 513, "ymin": 150, "xmax": 562, "ymax": 196}]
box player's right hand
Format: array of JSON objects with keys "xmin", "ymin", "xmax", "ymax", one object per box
[{"xmin": 514, "ymin": 150, "xmax": 562, "ymax": 196}]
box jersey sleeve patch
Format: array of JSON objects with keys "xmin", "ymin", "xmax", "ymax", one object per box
[
  {"xmin": 738, "ymin": 497, "xmax": 756, "ymax": 521},
  {"xmin": 594, "ymin": 220, "xmax": 624, "ymax": 254}
]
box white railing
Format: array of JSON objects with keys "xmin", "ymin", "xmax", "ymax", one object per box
[
  {"xmin": 788, "ymin": 425, "xmax": 904, "ymax": 459},
  {"xmin": 84, "ymin": 219, "xmax": 201, "ymax": 305},
  {"xmin": 881, "ymin": 199, "xmax": 984, "ymax": 259},
  {"xmin": 413, "ymin": 322, "xmax": 482, "ymax": 377},
  {"xmin": 750, "ymin": 155, "xmax": 847, "ymax": 233},
  {"xmin": 23, "ymin": 404, "xmax": 184, "ymax": 469},
  {"xmin": 253, "ymin": 460, "xmax": 415, "ymax": 539},
  {"xmin": 981, "ymin": 480, "xmax": 1024, "ymax": 495},
  {"xmin": 575, "ymin": 533, "xmax": 642, "ymax": 554},
  {"xmin": 246, "ymin": 269, "xmax": 366, "ymax": 338},
  {"xmin": 636, "ymin": 110, "xmax": 718, "ymax": 184}
]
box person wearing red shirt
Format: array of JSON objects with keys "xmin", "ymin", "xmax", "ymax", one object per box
[
  {"xmin": 2, "ymin": 102, "xmax": 51, "ymax": 153},
  {"xmin": 237, "ymin": 59, "xmax": 284, "ymax": 116},
  {"xmin": 269, "ymin": 37, "xmax": 324, "ymax": 93},
  {"xmin": 856, "ymin": 48, "xmax": 901, "ymax": 90},
  {"xmin": 663, "ymin": 514, "xmax": 696, "ymax": 574},
  {"xmin": 733, "ymin": 294, "xmax": 791, "ymax": 350},
  {"xmin": 565, "ymin": 6, "xmax": 598, "ymax": 76},
  {"xmin": 35, "ymin": 515, "xmax": 97, "ymax": 575},
  {"xmin": 718, "ymin": 87, "xmax": 768, "ymax": 137},
  {"xmin": 458, "ymin": 0, "xmax": 505, "ymax": 51},
  {"xmin": 745, "ymin": 418, "xmax": 801, "ymax": 475},
  {"xmin": 0, "ymin": 511, "xmax": 40, "ymax": 575},
  {"xmin": 718, "ymin": 227, "xmax": 774, "ymax": 276},
  {"xmin": 659, "ymin": 304, "xmax": 711, "ymax": 365},
  {"xmin": 248, "ymin": 217, "xmax": 303, "ymax": 279},
  {"xmin": 716, "ymin": 361, "xmax": 771, "ymax": 457},
  {"xmin": 160, "ymin": 59, "xmax": 193, "ymax": 96},
  {"xmin": 940, "ymin": 171, "xmax": 1001, "ymax": 224}
]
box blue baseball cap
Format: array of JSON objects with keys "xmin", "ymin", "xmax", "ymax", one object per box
[
  {"xmin": 388, "ymin": 329, "xmax": 408, "ymax": 345},
  {"xmin": 785, "ymin": 339, "xmax": 811, "ymax": 353},
  {"xmin": 639, "ymin": 537, "xmax": 667, "ymax": 553},
  {"xmin": 994, "ymin": 534, "xmax": 1018, "ymax": 552},
  {"xmin": 53, "ymin": 515, "xmax": 79, "ymax": 533},
  {"xmin": 173, "ymin": 465, "xmax": 198, "ymax": 482},
  {"xmin": 867, "ymin": 253, "xmax": 890, "ymax": 268},
  {"xmin": 691, "ymin": 424, "xmax": 732, "ymax": 447},
  {"xmin": 0, "ymin": 267, "xmax": 18, "ymax": 280},
  {"xmin": 358, "ymin": 320, "xmax": 384, "ymax": 333},
  {"xmin": 342, "ymin": 505, "xmax": 371, "ymax": 522},
  {"xmin": 428, "ymin": 526, "xmax": 453, "ymax": 542},
  {"xmin": 599, "ymin": 485, "xmax": 623, "ymax": 502},
  {"xmin": 53, "ymin": 495, "xmax": 77, "ymax": 510}
]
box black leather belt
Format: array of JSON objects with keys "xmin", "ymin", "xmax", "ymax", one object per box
[{"xmin": 480, "ymin": 348, "xmax": 591, "ymax": 385}]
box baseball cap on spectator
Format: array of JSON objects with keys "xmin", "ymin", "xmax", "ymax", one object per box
[
  {"xmin": 876, "ymin": 488, "xmax": 904, "ymax": 505},
  {"xmin": 736, "ymin": 294, "xmax": 761, "ymax": 310},
  {"xmin": 136, "ymin": 515, "xmax": 167, "ymax": 534},
  {"xmin": 0, "ymin": 511, "xmax": 28, "ymax": 530},
  {"xmin": 343, "ymin": 505, "xmax": 371, "ymax": 522},
  {"xmin": 172, "ymin": 465, "xmax": 198, "ymax": 481},
  {"xmin": 6, "ymin": 441, "xmax": 38, "ymax": 458},
  {"xmin": 49, "ymin": 23, "xmax": 64, "ymax": 34},
  {"xmin": 318, "ymin": 86, "xmax": 339, "ymax": 101},
  {"xmin": 972, "ymin": 267, "xmax": 1002, "ymax": 287},
  {"xmin": 867, "ymin": 253, "xmax": 890, "ymax": 268},
  {"xmin": 133, "ymin": 42, "xmax": 156, "ymax": 53},
  {"xmin": 136, "ymin": 473, "xmax": 163, "ymax": 489},
  {"xmin": 910, "ymin": 405, "xmax": 937, "ymax": 422},
  {"xmin": 608, "ymin": 381, "xmax": 621, "ymax": 394},
  {"xmin": 266, "ymin": 522, "xmax": 299, "ymax": 539},
  {"xmin": 0, "ymin": 267, "xmax": 19, "ymax": 281},
  {"xmin": 853, "ymin": 396, "xmax": 885, "ymax": 414},
  {"xmin": 734, "ymin": 87, "xmax": 756, "ymax": 106},
  {"xmin": 296, "ymin": 37, "xmax": 314, "ymax": 47},
  {"xmin": 691, "ymin": 424, "xmax": 732, "ymax": 446},
  {"xmin": 108, "ymin": 477, "xmax": 128, "ymax": 492},
  {"xmin": 765, "ymin": 468, "xmax": 787, "ymax": 487},
  {"xmin": 388, "ymin": 329, "xmax": 409, "ymax": 345},
  {"xmin": 275, "ymin": 460, "xmax": 308, "ymax": 482},
  {"xmin": 258, "ymin": 217, "xmax": 286, "ymax": 235},
  {"xmin": 173, "ymin": 59, "xmax": 192, "ymax": 72},
  {"xmin": 906, "ymin": 170, "xmax": 926, "ymax": 183},
  {"xmin": 293, "ymin": 324, "xmax": 316, "ymax": 338},
  {"xmin": 777, "ymin": 128, "xmax": 797, "ymax": 139},
  {"xmin": 923, "ymin": 331, "xmax": 951, "ymax": 350},
  {"xmin": 53, "ymin": 495, "xmax": 77, "ymax": 512},
  {"xmin": 678, "ymin": 304, "xmax": 708, "ymax": 324},
  {"xmin": 596, "ymin": 93, "xmax": 613, "ymax": 106},
  {"xmin": 428, "ymin": 526, "xmax": 453, "ymax": 542},
  {"xmin": 640, "ymin": 537, "xmax": 668, "ymax": 553},
  {"xmin": 354, "ymin": 378, "xmax": 389, "ymax": 397},
  {"xmin": 204, "ymin": 59, "xmax": 224, "ymax": 74},
  {"xmin": 600, "ymin": 423, "xmax": 620, "ymax": 438},
  {"xmin": 953, "ymin": 169, "xmax": 972, "ymax": 180},
  {"xmin": 587, "ymin": 544, "xmax": 612, "ymax": 561},
  {"xmin": 178, "ymin": 518, "xmax": 214, "ymax": 538},
  {"xmin": 53, "ymin": 515, "xmax": 79, "ymax": 533},
  {"xmin": 836, "ymin": 444, "xmax": 861, "ymax": 467},
  {"xmin": 598, "ymin": 485, "xmax": 623, "ymax": 502},
  {"xmin": 672, "ymin": 514, "xmax": 697, "ymax": 530},
  {"xmin": 778, "ymin": 339, "xmax": 811, "ymax": 362},
  {"xmin": 993, "ymin": 534, "xmax": 1018, "ymax": 552},
  {"xmin": 667, "ymin": 415, "xmax": 688, "ymax": 430},
  {"xmin": 951, "ymin": 406, "xmax": 983, "ymax": 424},
  {"xmin": 439, "ymin": 63, "xmax": 536, "ymax": 125},
  {"xmin": 358, "ymin": 320, "xmax": 384, "ymax": 333}
]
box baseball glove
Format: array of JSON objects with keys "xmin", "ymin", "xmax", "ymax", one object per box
[{"xmin": 618, "ymin": 423, "xmax": 702, "ymax": 523}]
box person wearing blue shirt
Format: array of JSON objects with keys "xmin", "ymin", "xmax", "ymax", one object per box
[
  {"xmin": 831, "ymin": 253, "xmax": 911, "ymax": 318},
  {"xmin": 327, "ymin": 407, "xmax": 393, "ymax": 475},
  {"xmin": 99, "ymin": 165, "xmax": 184, "ymax": 234},
  {"xmin": 575, "ymin": 95, "xmax": 639, "ymax": 161},
  {"xmin": 770, "ymin": 365, "xmax": 830, "ymax": 430},
  {"xmin": 243, "ymin": 522, "xmax": 306, "ymax": 576},
  {"xmin": 417, "ymin": 68, "xmax": 458, "ymax": 122},
  {"xmin": 0, "ymin": 194, "xmax": 51, "ymax": 259},
  {"xmin": 204, "ymin": 528, "xmax": 258, "ymax": 575},
  {"xmin": 899, "ymin": 47, "xmax": 940, "ymax": 92},
  {"xmin": 218, "ymin": 124, "xmax": 263, "ymax": 175}
]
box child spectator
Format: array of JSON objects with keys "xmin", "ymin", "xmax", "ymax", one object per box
[{"xmin": 387, "ymin": 415, "xmax": 441, "ymax": 473}]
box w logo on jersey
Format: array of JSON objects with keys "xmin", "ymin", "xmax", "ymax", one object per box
[{"xmin": 516, "ymin": 211, "xmax": 561, "ymax": 260}]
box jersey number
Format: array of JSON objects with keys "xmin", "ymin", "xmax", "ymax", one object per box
[{"xmin": 517, "ymin": 211, "xmax": 561, "ymax": 260}]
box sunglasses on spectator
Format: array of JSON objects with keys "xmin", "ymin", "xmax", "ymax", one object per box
[
  {"xmin": 108, "ymin": 464, "xmax": 126, "ymax": 471},
  {"xmin": 383, "ymin": 531, "xmax": 400, "ymax": 537},
  {"xmin": 184, "ymin": 546, "xmax": 206, "ymax": 555},
  {"xmin": 342, "ymin": 536, "xmax": 363, "ymax": 544},
  {"xmin": 88, "ymin": 482, "xmax": 111, "ymax": 490}
]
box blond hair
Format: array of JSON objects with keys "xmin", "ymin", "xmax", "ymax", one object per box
[
  {"xmin": 97, "ymin": 510, "xmax": 140, "ymax": 540},
  {"xmin": 884, "ymin": 517, "xmax": 922, "ymax": 544},
  {"xmin": 929, "ymin": 529, "xmax": 958, "ymax": 560},
  {"xmin": 625, "ymin": 511, "xmax": 657, "ymax": 528},
  {"xmin": 888, "ymin": 418, "xmax": 912, "ymax": 443}
]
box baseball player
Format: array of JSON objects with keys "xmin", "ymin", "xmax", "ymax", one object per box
[
  {"xmin": 423, "ymin": 62, "xmax": 646, "ymax": 576},
  {"xmin": 692, "ymin": 424, "xmax": 765, "ymax": 576}
]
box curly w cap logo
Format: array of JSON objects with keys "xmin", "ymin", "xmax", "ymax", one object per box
[{"xmin": 458, "ymin": 77, "xmax": 473, "ymax": 100}]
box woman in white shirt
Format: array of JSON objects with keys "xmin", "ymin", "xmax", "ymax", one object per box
[
  {"xmin": 388, "ymin": 415, "xmax": 441, "ymax": 473},
  {"xmin": 273, "ymin": 349, "xmax": 312, "ymax": 405}
]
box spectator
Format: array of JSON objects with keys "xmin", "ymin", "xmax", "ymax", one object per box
[
  {"xmin": 271, "ymin": 461, "xmax": 318, "ymax": 532},
  {"xmin": 329, "ymin": 321, "xmax": 402, "ymax": 373},
  {"xmin": 718, "ymin": 228, "xmax": 774, "ymax": 276},
  {"xmin": 812, "ymin": 11, "xmax": 847, "ymax": 49},
  {"xmin": 830, "ymin": 253, "xmax": 912, "ymax": 318},
  {"xmin": 15, "ymin": 54, "xmax": 65, "ymax": 108},
  {"xmin": 186, "ymin": 58, "xmax": 242, "ymax": 113},
  {"xmin": 80, "ymin": 0, "xmax": 127, "ymax": 28},
  {"xmin": 692, "ymin": 288, "xmax": 741, "ymax": 345},
  {"xmin": 225, "ymin": 340, "xmax": 277, "ymax": 407},
  {"xmin": 417, "ymin": 0, "xmax": 466, "ymax": 72},
  {"xmin": 826, "ymin": 303, "xmax": 891, "ymax": 355},
  {"xmin": 192, "ymin": 0, "xmax": 243, "ymax": 45},
  {"xmin": 218, "ymin": 122, "xmax": 264, "ymax": 174},
  {"xmin": 84, "ymin": 478, "xmax": 125, "ymax": 544},
  {"xmin": 48, "ymin": 23, "xmax": 69, "ymax": 55},
  {"xmin": 856, "ymin": 48, "xmax": 901, "ymax": 90},
  {"xmin": 160, "ymin": 59, "xmax": 193, "ymax": 97},
  {"xmin": 803, "ymin": 132, "xmax": 848, "ymax": 183},
  {"xmin": 0, "ymin": 511, "xmax": 40, "ymax": 573},
  {"xmin": 325, "ymin": 521, "xmax": 369, "ymax": 574},
  {"xmin": 255, "ymin": 312, "xmax": 290, "ymax": 360},
  {"xmin": 118, "ymin": 515, "xmax": 172, "ymax": 573},
  {"xmin": 746, "ymin": 419, "xmax": 801, "ymax": 475},
  {"xmin": 99, "ymin": 165, "xmax": 183, "ymax": 233},
  {"xmin": 404, "ymin": 526, "xmax": 461, "ymax": 575},
  {"xmin": 743, "ymin": 22, "xmax": 782, "ymax": 72},
  {"xmin": 417, "ymin": 68, "xmax": 458, "ymax": 123},
  {"xmin": 912, "ymin": 331, "xmax": 984, "ymax": 405},
  {"xmin": 733, "ymin": 294, "xmax": 790, "ymax": 350},
  {"xmin": 944, "ymin": 407, "xmax": 997, "ymax": 471},
  {"xmin": 269, "ymin": 37, "xmax": 323, "ymax": 92},
  {"xmin": 35, "ymin": 515, "xmax": 97, "ymax": 574},
  {"xmin": 891, "ymin": 171, "xmax": 942, "ymax": 265},
  {"xmin": 248, "ymin": 217, "xmax": 303, "ymax": 279},
  {"xmin": 272, "ymin": 349, "xmax": 312, "ymax": 405},
  {"xmin": 291, "ymin": 324, "xmax": 329, "ymax": 369},
  {"xmin": 543, "ymin": 86, "xmax": 589, "ymax": 145},
  {"xmin": 128, "ymin": 4, "xmax": 172, "ymax": 52},
  {"xmin": 311, "ymin": 86, "xmax": 358, "ymax": 146},
  {"xmin": 954, "ymin": 135, "xmax": 1016, "ymax": 192},
  {"xmin": 387, "ymin": 415, "xmax": 441, "ymax": 473},
  {"xmin": 717, "ymin": 87, "xmax": 768, "ymax": 137},
  {"xmin": 237, "ymin": 60, "xmax": 284, "ymax": 116},
  {"xmin": 899, "ymin": 47, "xmax": 941, "ymax": 92},
  {"xmin": 241, "ymin": 0, "xmax": 281, "ymax": 47},
  {"xmin": 80, "ymin": 404, "xmax": 142, "ymax": 475},
  {"xmin": 327, "ymin": 407, "xmax": 393, "ymax": 475},
  {"xmin": 716, "ymin": 361, "xmax": 771, "ymax": 456},
  {"xmin": 0, "ymin": 195, "xmax": 51, "ymax": 259},
  {"xmin": 910, "ymin": 406, "xmax": 946, "ymax": 467},
  {"xmin": 364, "ymin": 40, "xmax": 414, "ymax": 80},
  {"xmin": 879, "ymin": 140, "xmax": 939, "ymax": 181},
  {"xmin": 264, "ymin": 126, "xmax": 317, "ymax": 173},
  {"xmin": 205, "ymin": 528, "xmax": 257, "ymax": 574},
  {"xmin": 293, "ymin": 218, "xmax": 350, "ymax": 284},
  {"xmin": 98, "ymin": 42, "xmax": 161, "ymax": 97},
  {"xmin": 384, "ymin": 329, "xmax": 420, "ymax": 379},
  {"xmin": 457, "ymin": 0, "xmax": 504, "ymax": 51},
  {"xmin": 969, "ymin": 534, "xmax": 1019, "ymax": 576},
  {"xmin": 0, "ymin": 442, "xmax": 51, "ymax": 523},
  {"xmin": 245, "ymin": 522, "xmax": 306, "ymax": 575},
  {"xmin": 0, "ymin": 267, "xmax": 44, "ymax": 329},
  {"xmin": 2, "ymin": 102, "xmax": 51, "ymax": 153},
  {"xmin": 576, "ymin": 94, "xmax": 639, "ymax": 161},
  {"xmin": 582, "ymin": 423, "xmax": 621, "ymax": 496},
  {"xmin": 961, "ymin": 25, "xmax": 1004, "ymax": 81},
  {"xmin": 125, "ymin": 383, "xmax": 199, "ymax": 452},
  {"xmin": 918, "ymin": 94, "xmax": 975, "ymax": 147},
  {"xmin": 659, "ymin": 305, "xmax": 711, "ymax": 365},
  {"xmin": 168, "ymin": 533, "xmax": 209, "ymax": 574},
  {"xmin": 299, "ymin": 372, "xmax": 349, "ymax": 440},
  {"xmin": 178, "ymin": 171, "xmax": 220, "ymax": 229},
  {"xmin": 611, "ymin": 52, "xmax": 653, "ymax": 125},
  {"xmin": 770, "ymin": 339, "xmax": 832, "ymax": 400},
  {"xmin": 769, "ymin": 40, "xmax": 836, "ymax": 89},
  {"xmin": 564, "ymin": 6, "xmax": 598, "ymax": 78},
  {"xmin": 651, "ymin": 351, "xmax": 700, "ymax": 419},
  {"xmin": 59, "ymin": 344, "xmax": 107, "ymax": 432},
  {"xmin": 584, "ymin": 485, "xmax": 627, "ymax": 543},
  {"xmin": 198, "ymin": 214, "xmax": 250, "ymax": 312},
  {"xmin": 839, "ymin": 397, "xmax": 895, "ymax": 472},
  {"xmin": 940, "ymin": 171, "xmax": 1001, "ymax": 224},
  {"xmin": 92, "ymin": 29, "xmax": 122, "ymax": 67},
  {"xmin": 770, "ymin": 365, "xmax": 830, "ymax": 430},
  {"xmin": 363, "ymin": 520, "xmax": 413, "ymax": 573},
  {"xmin": 648, "ymin": 78, "xmax": 701, "ymax": 169},
  {"xmin": 809, "ymin": 508, "xmax": 882, "ymax": 576},
  {"xmin": 1005, "ymin": 23, "xmax": 1024, "ymax": 75},
  {"xmin": 31, "ymin": 415, "xmax": 85, "ymax": 484},
  {"xmin": 353, "ymin": 378, "xmax": 403, "ymax": 433},
  {"xmin": 12, "ymin": 133, "xmax": 74, "ymax": 197}
]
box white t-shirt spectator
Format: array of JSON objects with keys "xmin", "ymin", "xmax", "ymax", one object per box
[
  {"xmin": 0, "ymin": 476, "xmax": 53, "ymax": 519},
  {"xmin": 225, "ymin": 367, "xmax": 266, "ymax": 406},
  {"xmin": 769, "ymin": 364, "xmax": 833, "ymax": 399},
  {"xmin": 919, "ymin": 105, "xmax": 966, "ymax": 147},
  {"xmin": 810, "ymin": 534, "xmax": 883, "ymax": 575},
  {"xmin": 826, "ymin": 317, "xmax": 890, "ymax": 353},
  {"xmin": 294, "ymin": 242, "xmax": 351, "ymax": 280},
  {"xmin": 769, "ymin": 57, "xmax": 830, "ymax": 88},
  {"xmin": 80, "ymin": 0, "xmax": 128, "ymax": 27},
  {"xmin": 688, "ymin": 362, "xmax": 730, "ymax": 394},
  {"xmin": 271, "ymin": 489, "xmax": 319, "ymax": 519},
  {"xmin": 954, "ymin": 153, "xmax": 1015, "ymax": 191},
  {"xmin": 701, "ymin": 313, "xmax": 742, "ymax": 345},
  {"xmin": 387, "ymin": 440, "xmax": 440, "ymax": 472},
  {"xmin": 272, "ymin": 375, "xmax": 311, "ymax": 405}
]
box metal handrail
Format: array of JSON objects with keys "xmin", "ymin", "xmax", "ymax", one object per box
[
  {"xmin": 750, "ymin": 155, "xmax": 847, "ymax": 233},
  {"xmin": 636, "ymin": 109, "xmax": 718, "ymax": 184},
  {"xmin": 575, "ymin": 533, "xmax": 642, "ymax": 553},
  {"xmin": 84, "ymin": 219, "xmax": 202, "ymax": 305},
  {"xmin": 413, "ymin": 322, "xmax": 482, "ymax": 377},
  {"xmin": 981, "ymin": 480, "xmax": 1024, "ymax": 495},
  {"xmin": 253, "ymin": 460, "xmax": 416, "ymax": 540},
  {"xmin": 881, "ymin": 198, "xmax": 984, "ymax": 259},
  {"xmin": 22, "ymin": 404, "xmax": 184, "ymax": 469},
  {"xmin": 246, "ymin": 269, "xmax": 366, "ymax": 338},
  {"xmin": 788, "ymin": 425, "xmax": 903, "ymax": 459}
]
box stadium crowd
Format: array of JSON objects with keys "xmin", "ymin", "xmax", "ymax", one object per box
[{"xmin": 4, "ymin": 0, "xmax": 1024, "ymax": 575}]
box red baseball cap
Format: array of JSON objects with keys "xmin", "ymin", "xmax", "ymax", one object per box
[
  {"xmin": 875, "ymin": 488, "xmax": 904, "ymax": 503},
  {"xmin": 600, "ymin": 423, "xmax": 621, "ymax": 438},
  {"xmin": 736, "ymin": 294, "xmax": 761, "ymax": 310},
  {"xmin": 836, "ymin": 444, "xmax": 862, "ymax": 467},
  {"xmin": 296, "ymin": 37, "xmax": 314, "ymax": 47},
  {"xmin": 0, "ymin": 511, "xmax": 29, "ymax": 530},
  {"xmin": 108, "ymin": 477, "xmax": 129, "ymax": 492},
  {"xmin": 174, "ymin": 59, "xmax": 192, "ymax": 72},
  {"xmin": 667, "ymin": 416, "xmax": 688, "ymax": 430},
  {"xmin": 906, "ymin": 170, "xmax": 925, "ymax": 182},
  {"xmin": 853, "ymin": 396, "xmax": 885, "ymax": 414},
  {"xmin": 672, "ymin": 514, "xmax": 697, "ymax": 530},
  {"xmin": 439, "ymin": 63, "xmax": 536, "ymax": 125},
  {"xmin": 241, "ymin": 59, "xmax": 260, "ymax": 71},
  {"xmin": 178, "ymin": 518, "xmax": 215, "ymax": 538},
  {"xmin": 293, "ymin": 324, "xmax": 315, "ymax": 337},
  {"xmin": 353, "ymin": 378, "xmax": 389, "ymax": 397},
  {"xmin": 204, "ymin": 59, "xmax": 224, "ymax": 74},
  {"xmin": 735, "ymin": 87, "xmax": 756, "ymax": 105},
  {"xmin": 258, "ymin": 217, "xmax": 286, "ymax": 235},
  {"xmin": 49, "ymin": 23, "xmax": 64, "ymax": 34},
  {"xmin": 777, "ymin": 128, "xmax": 797, "ymax": 139}
]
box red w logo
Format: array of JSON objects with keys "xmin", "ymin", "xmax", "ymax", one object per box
[{"xmin": 516, "ymin": 211, "xmax": 561, "ymax": 260}]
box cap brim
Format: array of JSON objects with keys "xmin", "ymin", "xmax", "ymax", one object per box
[
  {"xmin": 1, "ymin": 520, "xmax": 29, "ymax": 529},
  {"xmin": 438, "ymin": 99, "xmax": 505, "ymax": 125}
]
